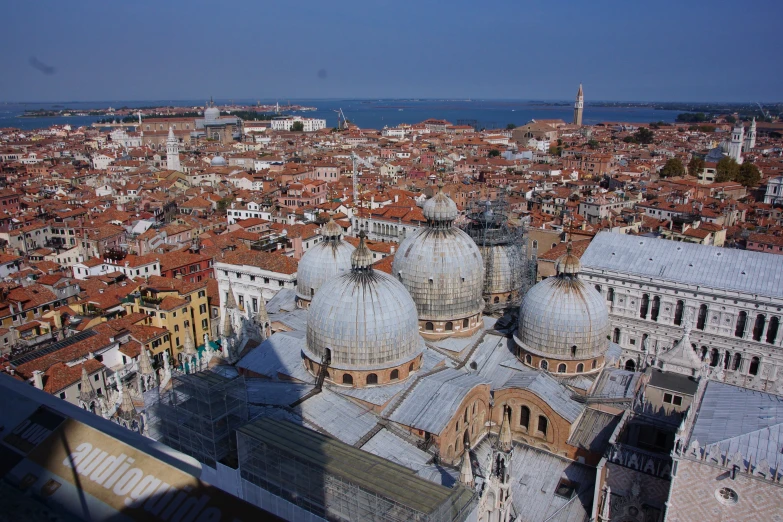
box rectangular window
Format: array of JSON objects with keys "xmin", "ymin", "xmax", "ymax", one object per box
[
  {"xmin": 673, "ymin": 395, "xmax": 683, "ymax": 406},
  {"xmin": 252, "ymin": 298, "xmax": 258, "ymax": 312},
  {"xmin": 59, "ymin": 392, "xmax": 66, "ymax": 399},
  {"xmin": 238, "ymin": 295, "xmax": 244, "ymax": 308},
  {"xmin": 202, "ymin": 318, "xmax": 208, "ymax": 329},
  {"xmin": 94, "ymin": 374, "xmax": 99, "ymax": 381},
  {"xmin": 663, "ymin": 393, "xmax": 673, "ymax": 404}
]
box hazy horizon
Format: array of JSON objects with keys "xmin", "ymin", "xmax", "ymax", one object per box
[{"xmin": 2, "ymin": 0, "xmax": 781, "ymax": 102}]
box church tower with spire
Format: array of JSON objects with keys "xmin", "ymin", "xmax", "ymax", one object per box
[
  {"xmin": 573, "ymin": 83, "xmax": 584, "ymax": 126},
  {"xmin": 728, "ymin": 120, "xmax": 745, "ymax": 164},
  {"xmin": 166, "ymin": 126, "xmax": 181, "ymax": 171}
]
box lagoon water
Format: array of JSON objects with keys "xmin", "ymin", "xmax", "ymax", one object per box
[{"xmin": 0, "ymin": 99, "xmax": 683, "ymax": 131}]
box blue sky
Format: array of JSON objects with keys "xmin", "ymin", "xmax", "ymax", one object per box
[{"xmin": 1, "ymin": 0, "xmax": 780, "ymax": 102}]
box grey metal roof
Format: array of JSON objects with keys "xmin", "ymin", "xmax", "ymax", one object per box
[
  {"xmin": 236, "ymin": 331, "xmax": 313, "ymax": 383},
  {"xmin": 245, "ymin": 380, "xmax": 312, "ymax": 406},
  {"xmin": 293, "ymin": 389, "xmax": 378, "ymax": 446},
  {"xmin": 265, "ymin": 288, "xmax": 297, "ymax": 314},
  {"xmin": 500, "ymin": 370, "xmax": 584, "ymax": 423},
  {"xmin": 591, "ymin": 369, "xmax": 639, "ymax": 400},
  {"xmin": 388, "ymin": 369, "xmax": 490, "ymax": 434},
  {"xmin": 431, "ymin": 327, "xmax": 486, "ymax": 353},
  {"xmin": 690, "ymin": 381, "xmax": 783, "ymax": 477},
  {"xmin": 581, "ymin": 232, "xmax": 783, "ymax": 299},
  {"xmin": 362, "ymin": 429, "xmax": 433, "ymax": 472},
  {"xmin": 691, "ymin": 381, "xmax": 783, "ymax": 446},
  {"xmin": 567, "ymin": 407, "xmax": 622, "ymax": 452},
  {"xmin": 416, "ymin": 465, "xmax": 459, "ymax": 488},
  {"xmin": 473, "ymin": 438, "xmax": 594, "ymax": 522}
]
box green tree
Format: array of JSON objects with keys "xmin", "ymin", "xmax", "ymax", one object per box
[
  {"xmin": 737, "ymin": 163, "xmax": 761, "ymax": 187},
  {"xmin": 715, "ymin": 157, "xmax": 739, "ymax": 182},
  {"xmin": 688, "ymin": 156, "xmax": 705, "ymax": 176},
  {"xmin": 291, "ymin": 121, "xmax": 305, "ymax": 131},
  {"xmin": 488, "ymin": 149, "xmax": 501, "ymax": 157},
  {"xmin": 660, "ymin": 158, "xmax": 686, "ymax": 178},
  {"xmin": 506, "ymin": 123, "xmax": 517, "ymax": 130},
  {"xmin": 587, "ymin": 139, "xmax": 599, "ymax": 149},
  {"xmin": 634, "ymin": 127, "xmax": 655, "ymax": 144},
  {"xmin": 623, "ymin": 136, "xmax": 635, "ymax": 143},
  {"xmin": 725, "ymin": 115, "xmax": 736, "ymax": 124}
]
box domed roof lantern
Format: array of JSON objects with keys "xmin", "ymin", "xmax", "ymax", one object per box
[
  {"xmin": 322, "ymin": 216, "xmax": 343, "ymax": 240},
  {"xmin": 555, "ymin": 241, "xmax": 581, "ymax": 276},
  {"xmin": 423, "ymin": 183, "xmax": 458, "ymax": 226},
  {"xmin": 351, "ymin": 231, "xmax": 373, "ymax": 271}
]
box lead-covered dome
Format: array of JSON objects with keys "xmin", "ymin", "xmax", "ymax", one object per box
[
  {"xmin": 393, "ymin": 184, "xmax": 484, "ymax": 337},
  {"xmin": 204, "ymin": 99, "xmax": 220, "ymax": 122},
  {"xmin": 305, "ymin": 233, "xmax": 423, "ymax": 377},
  {"xmin": 296, "ymin": 218, "xmax": 355, "ymax": 306},
  {"xmin": 210, "ymin": 155, "xmax": 226, "ymax": 166},
  {"xmin": 514, "ymin": 244, "xmax": 609, "ymax": 370}
]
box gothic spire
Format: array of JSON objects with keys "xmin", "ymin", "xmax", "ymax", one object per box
[
  {"xmin": 138, "ymin": 348, "xmax": 154, "ymax": 376},
  {"xmin": 225, "ymin": 281, "xmax": 238, "ymax": 309},
  {"xmin": 498, "ymin": 405, "xmax": 512, "ymax": 452},
  {"xmin": 459, "ymin": 443, "xmax": 474, "ymax": 487},
  {"xmin": 79, "ymin": 365, "xmax": 96, "ymax": 403},
  {"xmin": 183, "ymin": 327, "xmax": 196, "ymax": 356}
]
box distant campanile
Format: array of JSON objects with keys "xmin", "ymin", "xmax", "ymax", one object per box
[{"xmin": 573, "ymin": 84, "xmax": 584, "ymax": 126}]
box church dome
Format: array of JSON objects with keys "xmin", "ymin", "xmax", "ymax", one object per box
[
  {"xmin": 210, "ymin": 155, "xmax": 227, "ymax": 167},
  {"xmin": 392, "ymin": 185, "xmax": 484, "ymax": 337},
  {"xmin": 305, "ymin": 233, "xmax": 423, "ymax": 378},
  {"xmin": 204, "ymin": 100, "xmax": 220, "ymax": 122},
  {"xmin": 296, "ymin": 218, "xmax": 355, "ymax": 306},
  {"xmin": 514, "ymin": 244, "xmax": 609, "ymax": 369}
]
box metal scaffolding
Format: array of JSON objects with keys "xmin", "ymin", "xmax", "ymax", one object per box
[
  {"xmin": 461, "ymin": 195, "xmax": 536, "ymax": 314},
  {"xmin": 150, "ymin": 369, "xmax": 248, "ymax": 468},
  {"xmin": 237, "ymin": 418, "xmax": 476, "ymax": 522}
]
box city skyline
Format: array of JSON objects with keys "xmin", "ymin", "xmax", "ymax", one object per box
[{"xmin": 1, "ymin": 0, "xmax": 781, "ymax": 102}]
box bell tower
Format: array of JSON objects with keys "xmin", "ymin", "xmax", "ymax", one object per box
[
  {"xmin": 166, "ymin": 126, "xmax": 181, "ymax": 171},
  {"xmin": 573, "ymin": 83, "xmax": 584, "ymax": 126}
]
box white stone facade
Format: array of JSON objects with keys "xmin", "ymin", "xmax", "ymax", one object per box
[{"xmin": 214, "ymin": 260, "xmax": 297, "ymax": 314}]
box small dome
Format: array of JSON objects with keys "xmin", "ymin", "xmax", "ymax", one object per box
[
  {"xmin": 515, "ymin": 257, "xmax": 609, "ymax": 360},
  {"xmin": 305, "ymin": 237, "xmax": 423, "ymax": 371},
  {"xmin": 321, "ymin": 217, "xmax": 343, "ymax": 239},
  {"xmin": 555, "ymin": 243, "xmax": 581, "ymax": 275},
  {"xmin": 481, "ymin": 243, "xmax": 528, "ymax": 297},
  {"xmin": 210, "ymin": 155, "xmax": 227, "ymax": 167},
  {"xmin": 423, "ymin": 184, "xmax": 458, "ymax": 224},
  {"xmin": 296, "ymin": 225, "xmax": 354, "ymax": 302}
]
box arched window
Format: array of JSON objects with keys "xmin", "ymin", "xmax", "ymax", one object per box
[
  {"xmin": 366, "ymin": 373, "xmax": 378, "ymax": 385},
  {"xmin": 540, "ymin": 360, "xmax": 549, "ymax": 371},
  {"xmin": 710, "ymin": 348, "xmax": 719, "ymax": 367},
  {"xmin": 520, "ymin": 406, "xmax": 530, "ymax": 429},
  {"xmin": 607, "ymin": 288, "xmax": 614, "ymax": 304},
  {"xmin": 445, "ymin": 321, "xmax": 453, "ymax": 331},
  {"xmin": 724, "ymin": 351, "xmax": 731, "ymax": 369},
  {"xmin": 753, "ymin": 314, "xmax": 766, "ymax": 341},
  {"xmin": 625, "ymin": 359, "xmax": 636, "ymax": 372},
  {"xmin": 700, "ymin": 346, "xmax": 708, "ymax": 361},
  {"xmin": 493, "ymin": 296, "xmax": 500, "ymax": 304},
  {"xmin": 674, "ymin": 300, "xmax": 684, "ymax": 326},
  {"xmin": 576, "ymin": 363, "xmax": 584, "ymax": 372},
  {"xmin": 640, "ymin": 294, "xmax": 650, "ymax": 319},
  {"xmin": 749, "ymin": 356, "xmax": 760, "ymax": 376},
  {"xmin": 409, "ymin": 362, "xmax": 415, "ymax": 372},
  {"xmin": 525, "ymin": 354, "xmax": 532, "ymax": 365},
  {"xmin": 732, "ymin": 353, "xmax": 742, "ymax": 371},
  {"xmin": 463, "ymin": 318, "xmax": 469, "ymax": 328},
  {"xmin": 538, "ymin": 416, "xmax": 548, "ymax": 436},
  {"xmin": 697, "ymin": 304, "xmax": 708, "ymax": 330},
  {"xmin": 595, "ymin": 284, "xmax": 602, "ymax": 294},
  {"xmin": 591, "ymin": 359, "xmax": 597, "ymax": 369},
  {"xmin": 390, "ymin": 369, "xmax": 399, "ymax": 380},
  {"xmin": 735, "ymin": 311, "xmax": 747, "ymax": 337},
  {"xmin": 532, "ymin": 240, "xmax": 538, "ymax": 249},
  {"xmin": 651, "ymin": 296, "xmax": 661, "ymax": 321},
  {"xmin": 766, "ymin": 317, "xmax": 780, "ymax": 344},
  {"xmin": 557, "ymin": 363, "xmax": 567, "ymax": 373},
  {"xmin": 425, "ymin": 321, "xmax": 434, "ymax": 331},
  {"xmin": 613, "ymin": 328, "xmax": 621, "ymax": 343},
  {"xmin": 342, "ymin": 374, "xmax": 353, "ymax": 385},
  {"xmin": 571, "ymin": 345, "xmax": 577, "ymax": 357}
]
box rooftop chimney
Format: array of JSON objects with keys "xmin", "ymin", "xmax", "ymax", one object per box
[{"xmin": 32, "ymin": 370, "xmax": 44, "ymax": 390}]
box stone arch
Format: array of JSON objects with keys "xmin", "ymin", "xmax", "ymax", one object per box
[
  {"xmin": 342, "ymin": 374, "xmax": 353, "ymax": 385},
  {"xmin": 625, "ymin": 359, "xmax": 636, "ymax": 372},
  {"xmin": 366, "ymin": 373, "xmax": 378, "ymax": 385}
]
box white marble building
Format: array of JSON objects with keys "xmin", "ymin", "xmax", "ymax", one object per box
[{"xmin": 581, "ymin": 232, "xmax": 783, "ymax": 392}]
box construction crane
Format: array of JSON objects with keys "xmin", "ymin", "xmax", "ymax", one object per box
[
  {"xmin": 756, "ymin": 102, "xmax": 771, "ymax": 120},
  {"xmin": 334, "ymin": 108, "xmax": 349, "ymax": 130}
]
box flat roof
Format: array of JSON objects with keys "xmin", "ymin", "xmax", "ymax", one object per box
[
  {"xmin": 648, "ymin": 368, "xmax": 699, "ymax": 395},
  {"xmin": 238, "ymin": 417, "xmax": 475, "ymax": 516}
]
